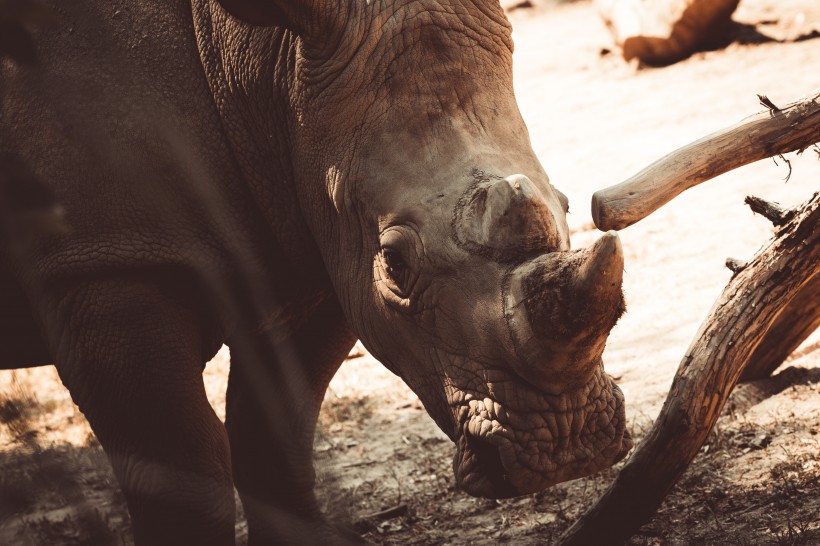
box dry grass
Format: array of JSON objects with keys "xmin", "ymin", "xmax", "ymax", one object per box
[{"xmin": 0, "ymin": 374, "xmax": 129, "ymax": 545}]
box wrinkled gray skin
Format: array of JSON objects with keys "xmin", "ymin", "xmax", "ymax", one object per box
[{"xmin": 0, "ymin": 0, "xmax": 631, "ymax": 544}]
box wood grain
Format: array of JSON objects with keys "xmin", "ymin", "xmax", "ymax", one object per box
[{"xmin": 740, "ymin": 273, "xmax": 820, "ymax": 381}]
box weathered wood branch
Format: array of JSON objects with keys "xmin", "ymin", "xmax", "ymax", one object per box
[
  {"xmin": 591, "ymin": 90, "xmax": 820, "ymax": 231},
  {"xmin": 557, "ymin": 192, "xmax": 819, "ymax": 546},
  {"xmin": 740, "ymin": 272, "xmax": 820, "ymax": 381},
  {"xmin": 594, "ymin": 0, "xmax": 740, "ymax": 66}
]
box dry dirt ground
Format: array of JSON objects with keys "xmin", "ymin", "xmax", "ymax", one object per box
[{"xmin": 2, "ymin": 0, "xmax": 819, "ymax": 544}]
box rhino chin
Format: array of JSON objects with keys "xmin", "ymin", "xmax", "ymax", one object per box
[{"xmin": 451, "ymin": 367, "xmax": 633, "ymax": 499}]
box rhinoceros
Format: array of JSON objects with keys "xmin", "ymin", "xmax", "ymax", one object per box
[{"xmin": 0, "ymin": 0, "xmax": 632, "ymax": 544}]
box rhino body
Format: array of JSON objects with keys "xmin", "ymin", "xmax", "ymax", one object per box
[{"xmin": 1, "ymin": 1, "xmax": 631, "ymax": 544}]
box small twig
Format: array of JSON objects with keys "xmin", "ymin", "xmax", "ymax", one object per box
[
  {"xmin": 341, "ymin": 460, "xmax": 376, "ymax": 469},
  {"xmin": 757, "ymin": 94, "xmax": 781, "ymax": 116},
  {"xmin": 705, "ymin": 500, "xmax": 724, "ymax": 533},
  {"xmin": 772, "ymin": 154, "xmax": 793, "ymax": 182},
  {"xmin": 360, "ymin": 504, "xmax": 408, "ymax": 521},
  {"xmin": 744, "ymin": 196, "xmax": 794, "ymax": 226}
]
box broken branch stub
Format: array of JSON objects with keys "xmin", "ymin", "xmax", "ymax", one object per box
[
  {"xmin": 557, "ymin": 192, "xmax": 820, "ymax": 546},
  {"xmin": 744, "ymin": 195, "xmax": 794, "ymax": 227},
  {"xmin": 591, "ymin": 90, "xmax": 820, "ymax": 231}
]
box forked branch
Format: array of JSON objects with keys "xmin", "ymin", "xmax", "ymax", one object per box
[{"xmin": 557, "ymin": 192, "xmax": 819, "ymax": 546}]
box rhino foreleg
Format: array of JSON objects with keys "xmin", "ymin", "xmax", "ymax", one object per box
[
  {"xmin": 226, "ymin": 298, "xmax": 359, "ymax": 545},
  {"xmin": 0, "ymin": 266, "xmax": 50, "ymax": 369},
  {"xmin": 47, "ymin": 279, "xmax": 235, "ymax": 546}
]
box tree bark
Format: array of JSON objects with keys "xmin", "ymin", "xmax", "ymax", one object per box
[
  {"xmin": 740, "ymin": 272, "xmax": 819, "ymax": 381},
  {"xmin": 556, "ymin": 192, "xmax": 819, "ymax": 546}
]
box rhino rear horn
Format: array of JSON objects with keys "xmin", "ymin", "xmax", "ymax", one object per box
[{"xmin": 456, "ymin": 174, "xmax": 562, "ymax": 260}]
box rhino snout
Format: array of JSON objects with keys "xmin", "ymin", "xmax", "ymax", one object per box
[{"xmin": 452, "ymin": 366, "xmax": 632, "ymax": 499}]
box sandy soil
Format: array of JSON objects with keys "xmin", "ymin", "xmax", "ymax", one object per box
[{"xmin": 1, "ymin": 1, "xmax": 819, "ymax": 544}]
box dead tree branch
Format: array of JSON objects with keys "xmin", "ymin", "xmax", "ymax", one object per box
[
  {"xmin": 557, "ymin": 192, "xmax": 819, "ymax": 546},
  {"xmin": 591, "ymin": 90, "xmax": 820, "ymax": 231},
  {"xmin": 739, "ymin": 193, "xmax": 819, "ymax": 381}
]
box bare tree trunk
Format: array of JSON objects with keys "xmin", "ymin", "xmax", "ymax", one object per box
[{"xmin": 556, "ymin": 192, "xmax": 819, "ymax": 546}]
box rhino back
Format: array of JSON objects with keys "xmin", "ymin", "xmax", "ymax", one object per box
[{"xmin": 1, "ymin": 0, "xmax": 329, "ymax": 331}]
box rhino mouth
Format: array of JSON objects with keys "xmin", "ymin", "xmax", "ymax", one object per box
[
  {"xmin": 459, "ymin": 434, "xmax": 518, "ymax": 498},
  {"xmin": 451, "ymin": 367, "xmax": 632, "ymax": 499}
]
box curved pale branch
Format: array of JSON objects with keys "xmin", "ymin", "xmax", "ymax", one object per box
[{"xmin": 591, "ymin": 91, "xmax": 820, "ymax": 231}]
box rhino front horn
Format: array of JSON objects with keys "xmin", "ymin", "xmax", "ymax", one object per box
[
  {"xmin": 503, "ymin": 231, "xmax": 625, "ymax": 391},
  {"xmin": 552, "ymin": 230, "xmax": 625, "ymax": 365},
  {"xmin": 576, "ymin": 230, "xmax": 624, "ymax": 304}
]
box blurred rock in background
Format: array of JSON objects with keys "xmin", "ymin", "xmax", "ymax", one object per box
[{"xmin": 595, "ymin": 0, "xmax": 740, "ymax": 65}]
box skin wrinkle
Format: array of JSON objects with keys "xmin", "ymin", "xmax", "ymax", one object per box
[
  {"xmin": 307, "ymin": 0, "xmax": 510, "ymax": 120},
  {"xmin": 442, "ymin": 352, "xmax": 627, "ymax": 485},
  {"xmin": 195, "ymin": 14, "xmax": 326, "ymax": 318},
  {"xmin": 297, "ymin": 9, "xmax": 379, "ymax": 97},
  {"xmin": 399, "ymin": 1, "xmax": 512, "ymax": 57}
]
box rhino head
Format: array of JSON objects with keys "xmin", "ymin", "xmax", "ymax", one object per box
[{"xmin": 219, "ymin": 0, "xmax": 632, "ymax": 497}]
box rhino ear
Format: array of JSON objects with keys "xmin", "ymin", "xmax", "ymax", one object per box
[{"xmin": 215, "ymin": 0, "xmax": 320, "ymax": 31}]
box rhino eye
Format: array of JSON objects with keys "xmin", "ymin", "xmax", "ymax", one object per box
[
  {"xmin": 383, "ymin": 249, "xmax": 406, "ymax": 275},
  {"xmin": 382, "ymin": 247, "xmax": 412, "ymax": 293},
  {"xmin": 375, "ymin": 225, "xmax": 423, "ymax": 312}
]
